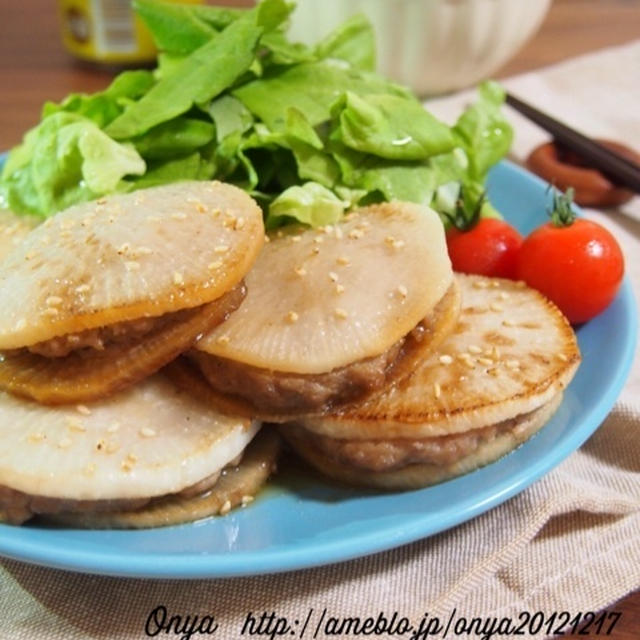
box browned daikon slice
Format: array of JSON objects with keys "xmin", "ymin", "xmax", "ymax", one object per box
[
  {"xmin": 43, "ymin": 430, "xmax": 279, "ymax": 529},
  {"xmin": 299, "ymin": 274, "xmax": 581, "ymax": 440},
  {"xmin": 0, "ymin": 373, "xmax": 260, "ymax": 517},
  {"xmin": 197, "ymin": 202, "xmax": 453, "ymax": 374},
  {"xmin": 0, "ymin": 181, "xmax": 264, "ymax": 350},
  {"xmin": 0, "ymin": 283, "xmax": 245, "ymax": 405},
  {"xmin": 282, "ymin": 393, "xmax": 562, "ymax": 490}
]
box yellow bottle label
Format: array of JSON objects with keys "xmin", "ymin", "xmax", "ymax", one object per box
[{"xmin": 58, "ymin": 0, "xmax": 203, "ymax": 64}]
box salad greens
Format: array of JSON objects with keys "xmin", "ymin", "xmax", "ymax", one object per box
[{"xmin": 0, "ymin": 0, "xmax": 513, "ymax": 227}]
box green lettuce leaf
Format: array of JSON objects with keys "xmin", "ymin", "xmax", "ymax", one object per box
[
  {"xmin": 1, "ymin": 113, "xmax": 145, "ymax": 216},
  {"xmin": 233, "ymin": 60, "xmax": 413, "ymax": 130},
  {"xmin": 330, "ymin": 91, "xmax": 454, "ymax": 160},
  {"xmin": 130, "ymin": 117, "xmax": 215, "ymax": 159},
  {"xmin": 106, "ymin": 6, "xmax": 266, "ymax": 139},
  {"xmin": 452, "ymin": 80, "xmax": 513, "ymax": 180},
  {"xmin": 314, "ymin": 13, "xmax": 375, "ymax": 71},
  {"xmin": 42, "ymin": 70, "xmax": 155, "ymax": 128},
  {"xmin": 267, "ymin": 181, "xmax": 347, "ymax": 228}
]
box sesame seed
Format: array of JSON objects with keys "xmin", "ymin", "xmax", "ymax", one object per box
[
  {"xmin": 468, "ymin": 345, "xmax": 482, "ymax": 354},
  {"xmin": 83, "ymin": 463, "xmax": 96, "ymax": 476},
  {"xmin": 502, "ymin": 319, "xmax": 515, "ymax": 327},
  {"xmin": 384, "ymin": 235, "xmax": 395, "ymax": 245},
  {"xmin": 15, "ymin": 319, "xmax": 26, "ymax": 331},
  {"xmin": 505, "ymin": 359, "xmax": 520, "ymax": 369},
  {"xmin": 173, "ymin": 271, "xmax": 184, "ymax": 286},
  {"xmin": 25, "ymin": 251, "xmax": 36, "ymax": 260},
  {"xmin": 67, "ymin": 418, "xmax": 86, "ymax": 433},
  {"xmin": 208, "ymin": 260, "xmax": 223, "ymax": 270},
  {"xmin": 348, "ymin": 229, "xmax": 364, "ymax": 239},
  {"xmin": 45, "ymin": 296, "xmax": 62, "ymax": 306},
  {"xmin": 311, "ymin": 247, "xmax": 320, "ymax": 255},
  {"xmin": 334, "ymin": 308, "xmax": 348, "ymax": 319},
  {"xmin": 107, "ymin": 422, "xmax": 121, "ymax": 433},
  {"xmin": 439, "ymin": 354, "xmax": 453, "ymax": 365},
  {"xmin": 556, "ymin": 353, "xmax": 568, "ymax": 362},
  {"xmin": 77, "ymin": 405, "xmax": 91, "ymax": 416},
  {"xmin": 329, "ymin": 271, "xmax": 339, "ymax": 282},
  {"xmin": 27, "ymin": 432, "xmax": 45, "ymax": 443},
  {"xmin": 140, "ymin": 427, "xmax": 157, "ymax": 438},
  {"xmin": 490, "ymin": 302, "xmax": 504, "ymax": 312},
  {"xmin": 96, "ymin": 198, "xmax": 107, "ymax": 205},
  {"xmin": 241, "ymin": 495, "xmax": 254, "ymax": 507},
  {"xmin": 397, "ymin": 285, "xmax": 408, "ymax": 298},
  {"xmin": 264, "ymin": 235, "xmax": 271, "ymax": 243},
  {"xmin": 335, "ymin": 227, "xmax": 344, "ymax": 240},
  {"xmin": 491, "ymin": 280, "xmax": 501, "ymax": 288},
  {"xmin": 57, "ymin": 437, "xmax": 72, "ymax": 449},
  {"xmin": 291, "ymin": 235, "xmax": 301, "ymax": 243},
  {"xmin": 220, "ymin": 500, "xmax": 232, "ymax": 515},
  {"xmin": 323, "ymin": 225, "xmax": 334, "ymax": 234},
  {"xmin": 515, "ymin": 280, "xmax": 527, "ymax": 288},
  {"xmin": 336, "ymin": 256, "xmax": 350, "ymax": 265},
  {"xmin": 171, "ymin": 212, "xmax": 187, "ymax": 220},
  {"xmin": 335, "ymin": 284, "xmax": 345, "ymax": 294},
  {"xmin": 314, "ymin": 236, "xmax": 324, "ymax": 244},
  {"xmin": 42, "ymin": 307, "xmax": 58, "ymax": 317},
  {"xmin": 196, "ymin": 203, "xmax": 206, "ymax": 213},
  {"xmin": 487, "ymin": 368, "xmax": 500, "ymax": 377},
  {"xmin": 216, "ymin": 335, "xmax": 230, "ymax": 345},
  {"xmin": 473, "ymin": 280, "xmax": 489, "ymax": 289},
  {"xmin": 125, "ymin": 261, "xmax": 140, "ymax": 271},
  {"xmin": 286, "ymin": 311, "xmax": 299, "ymax": 324},
  {"xmin": 117, "ymin": 243, "xmax": 131, "ymax": 255},
  {"xmin": 433, "ymin": 382, "xmax": 442, "ymax": 398},
  {"xmin": 478, "ymin": 357, "xmax": 494, "ymax": 366},
  {"xmin": 95, "ymin": 439, "xmax": 105, "ymax": 451},
  {"xmin": 214, "ymin": 245, "xmax": 229, "ymax": 253},
  {"xmin": 294, "ymin": 266, "xmax": 307, "ymax": 277},
  {"xmin": 136, "ymin": 246, "xmax": 152, "ymax": 256},
  {"xmin": 107, "ymin": 216, "xmax": 116, "ymax": 224},
  {"xmin": 499, "ymin": 292, "xmax": 510, "ymax": 300},
  {"xmin": 75, "ymin": 284, "xmax": 91, "ymax": 294},
  {"xmin": 234, "ymin": 217, "xmax": 245, "ymax": 230},
  {"xmin": 459, "ymin": 375, "xmax": 467, "ymax": 382},
  {"xmin": 392, "ymin": 240, "xmax": 405, "ymax": 250}
]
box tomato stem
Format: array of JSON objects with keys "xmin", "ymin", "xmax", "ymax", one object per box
[
  {"xmin": 548, "ymin": 186, "xmax": 576, "ymax": 227},
  {"xmin": 442, "ymin": 184, "xmax": 487, "ymax": 231}
]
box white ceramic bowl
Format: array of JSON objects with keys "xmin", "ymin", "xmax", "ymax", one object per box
[{"xmin": 288, "ymin": 0, "xmax": 551, "ymax": 96}]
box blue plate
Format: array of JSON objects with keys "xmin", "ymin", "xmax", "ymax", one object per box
[{"xmin": 0, "ymin": 160, "xmax": 636, "ymax": 578}]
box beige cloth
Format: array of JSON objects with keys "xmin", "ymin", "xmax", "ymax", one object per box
[{"xmin": 1, "ymin": 43, "xmax": 639, "ymax": 640}]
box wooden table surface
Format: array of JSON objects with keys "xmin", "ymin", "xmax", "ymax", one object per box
[{"xmin": 0, "ymin": 0, "xmax": 638, "ymax": 636}]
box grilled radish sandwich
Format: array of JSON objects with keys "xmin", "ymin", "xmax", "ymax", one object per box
[{"xmin": 280, "ymin": 274, "xmax": 581, "ymax": 488}]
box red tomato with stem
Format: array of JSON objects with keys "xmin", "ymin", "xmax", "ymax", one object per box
[
  {"xmin": 446, "ymin": 218, "xmax": 523, "ymax": 279},
  {"xmin": 516, "ymin": 189, "xmax": 624, "ymax": 324}
]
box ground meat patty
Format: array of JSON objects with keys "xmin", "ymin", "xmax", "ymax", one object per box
[
  {"xmin": 281, "ymin": 406, "xmax": 542, "ymax": 473},
  {"xmin": 28, "ymin": 316, "xmax": 162, "ymax": 358},
  {"xmin": 193, "ymin": 283, "xmax": 459, "ymax": 415}
]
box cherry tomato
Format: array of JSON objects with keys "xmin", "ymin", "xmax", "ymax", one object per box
[
  {"xmin": 446, "ymin": 218, "xmax": 523, "ymax": 279},
  {"xmin": 516, "ymin": 218, "xmax": 624, "ymax": 324}
]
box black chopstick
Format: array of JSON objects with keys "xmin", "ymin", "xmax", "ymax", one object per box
[{"xmin": 505, "ymin": 92, "xmax": 640, "ymax": 194}]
